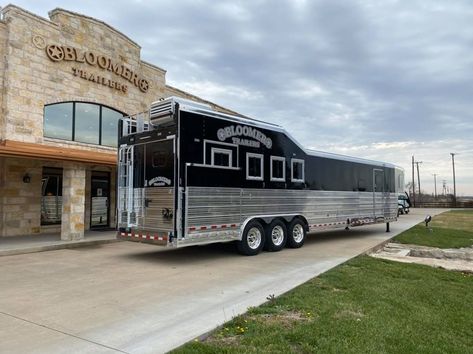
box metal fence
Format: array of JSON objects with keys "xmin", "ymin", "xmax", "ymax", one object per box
[{"xmin": 414, "ymin": 201, "xmax": 473, "ymax": 208}]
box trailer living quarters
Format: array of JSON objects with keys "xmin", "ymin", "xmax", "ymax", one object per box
[{"xmin": 117, "ymin": 97, "xmax": 404, "ymax": 255}]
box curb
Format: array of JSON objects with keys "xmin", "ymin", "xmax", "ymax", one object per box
[{"xmin": 0, "ymin": 238, "xmax": 121, "ymax": 257}]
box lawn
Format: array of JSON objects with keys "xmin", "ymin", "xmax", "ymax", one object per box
[
  {"xmin": 173, "ymin": 211, "xmax": 473, "ymax": 353},
  {"xmin": 173, "ymin": 256, "xmax": 473, "ymax": 354},
  {"xmin": 394, "ymin": 210, "xmax": 473, "ymax": 248}
]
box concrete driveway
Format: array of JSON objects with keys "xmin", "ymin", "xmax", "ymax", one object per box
[{"xmin": 0, "ymin": 208, "xmax": 445, "ymax": 353}]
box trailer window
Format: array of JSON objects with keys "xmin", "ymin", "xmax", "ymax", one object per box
[
  {"xmin": 246, "ymin": 153, "xmax": 263, "ymax": 181},
  {"xmin": 152, "ymin": 151, "xmax": 167, "ymax": 167},
  {"xmin": 270, "ymin": 156, "xmax": 285, "ymax": 181},
  {"xmin": 211, "ymin": 148, "xmax": 232, "ymax": 167},
  {"xmin": 291, "ymin": 159, "xmax": 304, "ymax": 182}
]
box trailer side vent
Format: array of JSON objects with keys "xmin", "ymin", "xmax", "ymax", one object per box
[{"xmin": 150, "ymin": 100, "xmax": 174, "ymax": 120}]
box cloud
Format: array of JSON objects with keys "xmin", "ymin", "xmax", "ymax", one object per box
[{"xmin": 8, "ymin": 0, "xmax": 473, "ymax": 194}]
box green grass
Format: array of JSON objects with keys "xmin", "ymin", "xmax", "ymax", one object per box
[
  {"xmin": 173, "ymin": 256, "xmax": 473, "ymax": 354},
  {"xmin": 394, "ymin": 210, "xmax": 473, "ymax": 248}
]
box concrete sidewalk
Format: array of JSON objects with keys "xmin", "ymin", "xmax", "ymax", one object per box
[
  {"xmin": 0, "ymin": 230, "xmax": 119, "ymax": 257},
  {"xmin": 0, "ymin": 208, "xmax": 448, "ymax": 354}
]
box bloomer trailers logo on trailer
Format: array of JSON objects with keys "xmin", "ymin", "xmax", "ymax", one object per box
[{"xmin": 117, "ymin": 97, "xmax": 404, "ymax": 255}]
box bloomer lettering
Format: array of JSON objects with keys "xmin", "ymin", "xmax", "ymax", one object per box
[
  {"xmin": 46, "ymin": 44, "xmax": 149, "ymax": 93},
  {"xmin": 217, "ymin": 124, "xmax": 272, "ymax": 148}
]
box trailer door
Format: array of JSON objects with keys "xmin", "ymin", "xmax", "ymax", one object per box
[
  {"xmin": 373, "ymin": 169, "xmax": 385, "ymax": 218},
  {"xmin": 142, "ymin": 138, "xmax": 175, "ymax": 233}
]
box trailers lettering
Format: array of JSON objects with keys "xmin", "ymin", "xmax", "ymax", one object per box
[
  {"xmin": 148, "ymin": 176, "xmax": 171, "ymax": 186},
  {"xmin": 217, "ymin": 125, "xmax": 272, "ymax": 149}
]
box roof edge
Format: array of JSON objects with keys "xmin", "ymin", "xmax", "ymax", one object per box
[{"xmin": 48, "ymin": 8, "xmax": 141, "ymax": 49}]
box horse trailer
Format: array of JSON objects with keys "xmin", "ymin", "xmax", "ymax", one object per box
[{"xmin": 117, "ymin": 97, "xmax": 404, "ymax": 255}]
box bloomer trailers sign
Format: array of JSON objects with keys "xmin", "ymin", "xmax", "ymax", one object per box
[
  {"xmin": 217, "ymin": 125, "xmax": 272, "ymax": 149},
  {"xmin": 42, "ymin": 40, "xmax": 149, "ymax": 94}
]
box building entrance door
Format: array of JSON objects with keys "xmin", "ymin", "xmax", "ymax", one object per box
[{"xmin": 91, "ymin": 172, "xmax": 110, "ymax": 228}]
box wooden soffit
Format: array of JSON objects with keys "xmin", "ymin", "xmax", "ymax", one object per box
[{"xmin": 0, "ymin": 140, "xmax": 117, "ymax": 166}]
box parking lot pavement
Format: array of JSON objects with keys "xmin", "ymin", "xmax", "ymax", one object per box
[{"xmin": 0, "ymin": 208, "xmax": 446, "ymax": 354}]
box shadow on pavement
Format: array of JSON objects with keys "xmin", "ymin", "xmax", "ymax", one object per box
[{"xmin": 117, "ymin": 226, "xmax": 385, "ymax": 265}]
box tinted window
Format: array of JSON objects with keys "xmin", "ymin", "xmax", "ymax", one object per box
[
  {"xmin": 292, "ymin": 160, "xmax": 304, "ymax": 182},
  {"xmin": 102, "ymin": 106, "xmax": 122, "ymax": 147},
  {"xmin": 271, "ymin": 157, "xmax": 285, "ymax": 180},
  {"xmin": 212, "ymin": 148, "xmax": 232, "ymax": 167},
  {"xmin": 44, "ymin": 103, "xmax": 73, "ymax": 140},
  {"xmin": 75, "ymin": 103, "xmax": 100, "ymax": 144},
  {"xmin": 152, "ymin": 151, "xmax": 167, "ymax": 167},
  {"xmin": 247, "ymin": 154, "xmax": 263, "ymax": 180},
  {"xmin": 44, "ymin": 102, "xmax": 124, "ymax": 147},
  {"xmin": 214, "ymin": 152, "xmax": 230, "ymax": 166},
  {"xmin": 41, "ymin": 170, "xmax": 63, "ymax": 225}
]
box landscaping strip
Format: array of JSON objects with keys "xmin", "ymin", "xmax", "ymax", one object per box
[
  {"xmin": 174, "ymin": 256, "xmax": 473, "ymax": 353},
  {"xmin": 393, "ymin": 210, "xmax": 473, "ymax": 248}
]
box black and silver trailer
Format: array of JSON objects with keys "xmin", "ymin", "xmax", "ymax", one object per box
[{"xmin": 117, "ymin": 97, "xmax": 404, "ymax": 255}]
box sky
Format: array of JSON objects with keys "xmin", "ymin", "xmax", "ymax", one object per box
[{"xmin": 4, "ymin": 0, "xmax": 473, "ymax": 196}]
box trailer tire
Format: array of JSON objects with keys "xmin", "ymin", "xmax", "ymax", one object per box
[
  {"xmin": 264, "ymin": 219, "xmax": 287, "ymax": 252},
  {"xmin": 286, "ymin": 218, "xmax": 306, "ymax": 248},
  {"xmin": 237, "ymin": 220, "xmax": 265, "ymax": 256}
]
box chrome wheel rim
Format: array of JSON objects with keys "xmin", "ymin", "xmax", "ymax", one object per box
[
  {"xmin": 271, "ymin": 225, "xmax": 284, "ymax": 246},
  {"xmin": 292, "ymin": 224, "xmax": 304, "ymax": 243},
  {"xmin": 247, "ymin": 227, "xmax": 262, "ymax": 249}
]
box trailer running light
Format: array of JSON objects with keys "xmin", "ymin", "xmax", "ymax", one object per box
[{"xmin": 188, "ymin": 223, "xmax": 240, "ymax": 233}]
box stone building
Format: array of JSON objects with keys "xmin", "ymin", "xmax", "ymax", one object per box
[{"xmin": 0, "ymin": 5, "xmax": 235, "ymax": 239}]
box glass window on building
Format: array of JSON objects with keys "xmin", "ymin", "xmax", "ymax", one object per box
[
  {"xmin": 44, "ymin": 103, "xmax": 73, "ymax": 140},
  {"xmin": 41, "ymin": 168, "xmax": 63, "ymax": 225},
  {"xmin": 75, "ymin": 103, "xmax": 100, "ymax": 144},
  {"xmin": 43, "ymin": 102, "xmax": 125, "ymax": 147},
  {"xmin": 101, "ymin": 106, "xmax": 122, "ymax": 147}
]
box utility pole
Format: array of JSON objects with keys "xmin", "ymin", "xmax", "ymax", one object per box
[
  {"xmin": 415, "ymin": 161, "xmax": 422, "ymax": 205},
  {"xmin": 442, "ymin": 180, "xmax": 447, "ymax": 196},
  {"xmin": 450, "ymin": 153, "xmax": 457, "ymax": 207},
  {"xmin": 411, "ymin": 156, "xmax": 416, "ymax": 207},
  {"xmin": 433, "ymin": 174, "xmax": 437, "ymax": 199}
]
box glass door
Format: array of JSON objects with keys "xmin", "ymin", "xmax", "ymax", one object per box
[{"xmin": 91, "ymin": 172, "xmax": 110, "ymax": 228}]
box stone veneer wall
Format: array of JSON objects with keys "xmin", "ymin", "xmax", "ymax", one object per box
[
  {"xmin": 0, "ymin": 5, "xmax": 242, "ymax": 238},
  {"xmin": 0, "ymin": 20, "xmax": 7, "ymax": 140},
  {"xmin": 0, "ymin": 156, "xmax": 117, "ymax": 237},
  {"xmin": 1, "ymin": 5, "xmax": 167, "ymax": 147},
  {"xmin": 61, "ymin": 164, "xmax": 86, "ymax": 240},
  {"xmin": 0, "ymin": 157, "xmax": 43, "ymax": 236}
]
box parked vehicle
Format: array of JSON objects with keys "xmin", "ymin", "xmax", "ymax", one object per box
[
  {"xmin": 117, "ymin": 97, "xmax": 404, "ymax": 255},
  {"xmin": 398, "ymin": 192, "xmax": 411, "ymax": 215}
]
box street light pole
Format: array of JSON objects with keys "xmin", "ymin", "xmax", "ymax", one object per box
[
  {"xmin": 411, "ymin": 156, "xmax": 416, "ymax": 207},
  {"xmin": 450, "ymin": 153, "xmax": 457, "ymax": 207},
  {"xmin": 415, "ymin": 161, "xmax": 422, "ymax": 205}
]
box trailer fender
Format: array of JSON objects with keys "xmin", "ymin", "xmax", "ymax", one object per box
[{"xmin": 239, "ymin": 214, "xmax": 307, "ymax": 239}]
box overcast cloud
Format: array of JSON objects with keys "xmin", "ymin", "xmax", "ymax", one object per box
[{"xmin": 6, "ymin": 0, "xmax": 473, "ymax": 195}]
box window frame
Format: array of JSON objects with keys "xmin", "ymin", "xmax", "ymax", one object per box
[
  {"xmin": 291, "ymin": 158, "xmax": 305, "ymax": 183},
  {"xmin": 211, "ymin": 147, "xmax": 233, "ymax": 168},
  {"xmin": 270, "ymin": 156, "xmax": 286, "ymax": 182},
  {"xmin": 246, "ymin": 153, "xmax": 264, "ymax": 181},
  {"xmin": 43, "ymin": 101, "xmax": 125, "ymax": 147}
]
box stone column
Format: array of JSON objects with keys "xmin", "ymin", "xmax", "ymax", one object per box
[
  {"xmin": 61, "ymin": 164, "xmax": 86, "ymax": 240},
  {"xmin": 0, "ymin": 158, "xmax": 5, "ymax": 237}
]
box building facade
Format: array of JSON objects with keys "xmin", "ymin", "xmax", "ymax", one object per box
[{"xmin": 0, "ymin": 5, "xmax": 234, "ymax": 239}]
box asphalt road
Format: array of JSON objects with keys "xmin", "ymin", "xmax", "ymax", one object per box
[{"xmin": 0, "ymin": 208, "xmax": 446, "ymax": 354}]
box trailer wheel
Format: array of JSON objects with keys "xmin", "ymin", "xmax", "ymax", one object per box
[
  {"xmin": 237, "ymin": 220, "xmax": 265, "ymax": 256},
  {"xmin": 264, "ymin": 219, "xmax": 287, "ymax": 252},
  {"xmin": 286, "ymin": 218, "xmax": 306, "ymax": 248}
]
